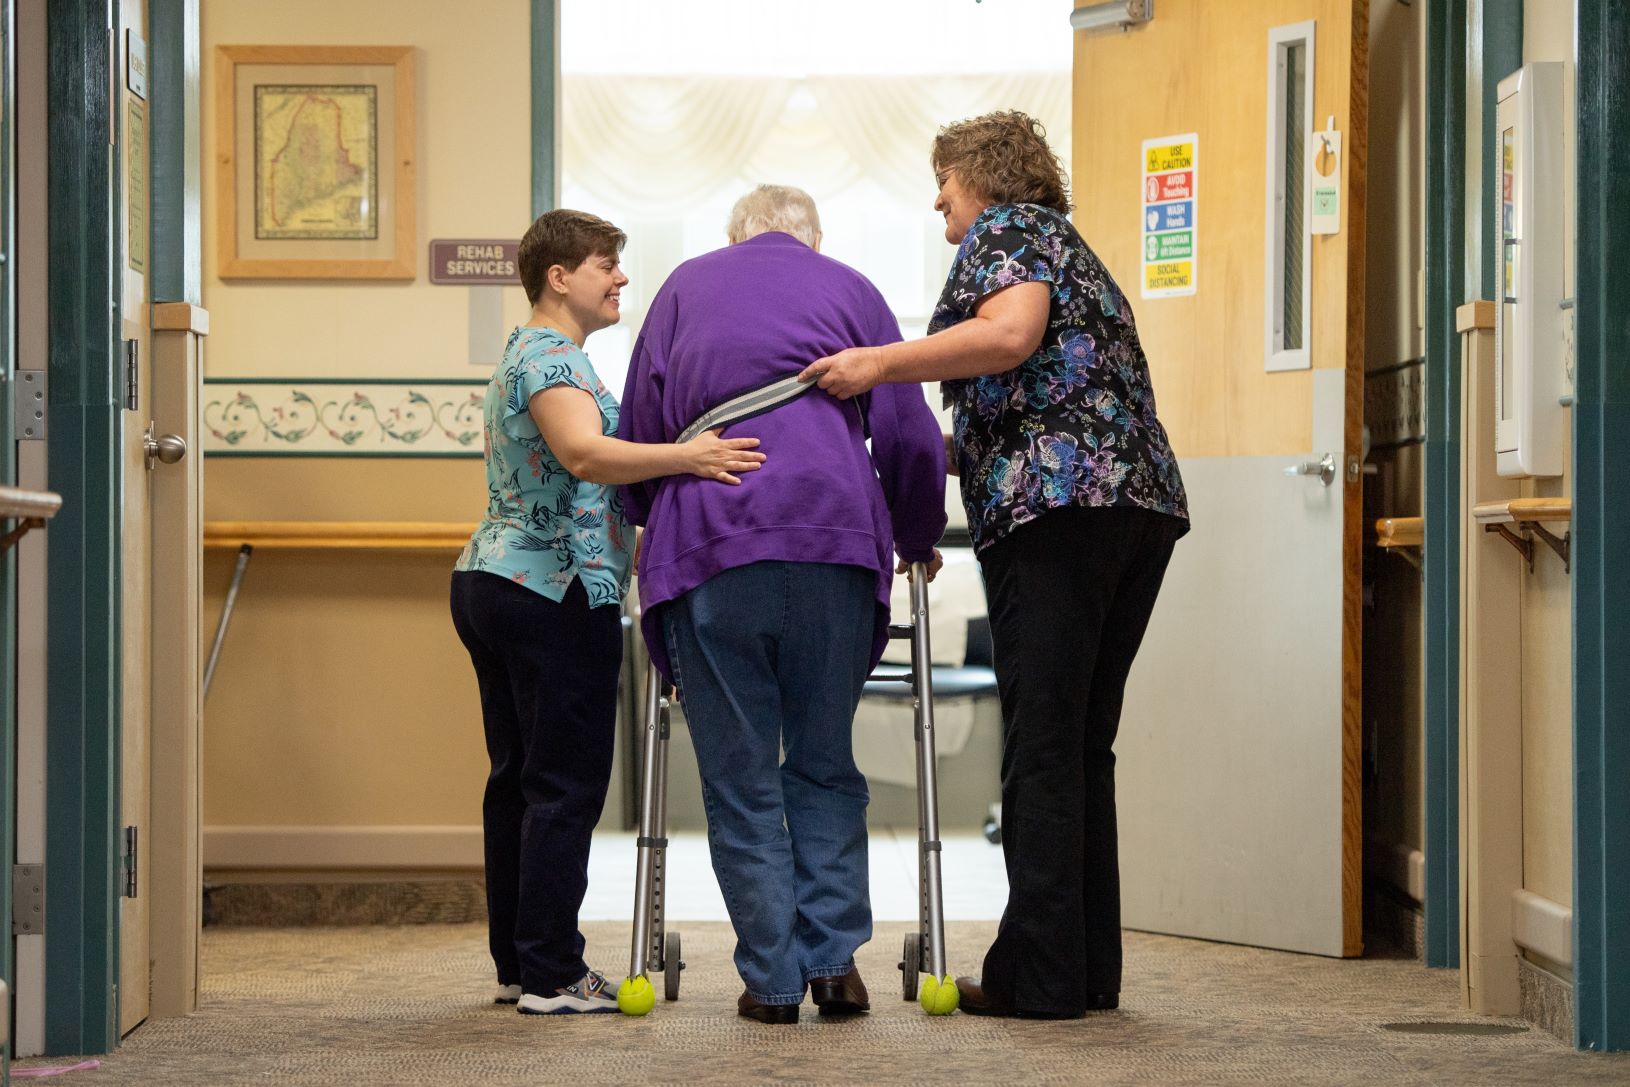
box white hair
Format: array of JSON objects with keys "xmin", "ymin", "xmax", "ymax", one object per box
[{"xmin": 726, "ymin": 184, "xmax": 821, "ymax": 248}]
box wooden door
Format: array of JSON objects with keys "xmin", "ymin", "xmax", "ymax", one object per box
[
  {"xmin": 117, "ymin": 0, "xmax": 152, "ymax": 1032},
  {"xmin": 1073, "ymin": 0, "xmax": 1366, "ymax": 955}
]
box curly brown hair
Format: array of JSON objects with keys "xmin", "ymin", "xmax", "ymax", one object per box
[{"xmin": 931, "ymin": 110, "xmax": 1071, "ymax": 215}]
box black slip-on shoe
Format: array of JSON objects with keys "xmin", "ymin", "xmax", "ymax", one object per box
[{"xmin": 809, "ymin": 968, "xmax": 870, "ymax": 1015}]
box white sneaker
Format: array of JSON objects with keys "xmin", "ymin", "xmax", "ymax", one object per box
[
  {"xmin": 517, "ymin": 970, "xmax": 619, "ymax": 1015},
  {"xmin": 494, "ymin": 984, "xmax": 522, "ymax": 1005}
]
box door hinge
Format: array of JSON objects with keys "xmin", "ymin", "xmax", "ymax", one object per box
[
  {"xmin": 123, "ymin": 339, "xmax": 140, "ymax": 412},
  {"xmin": 14, "ymin": 370, "xmax": 46, "ymax": 440},
  {"xmin": 122, "ymin": 826, "xmax": 138, "ymax": 898},
  {"xmin": 12, "ymin": 864, "xmax": 45, "ymax": 935}
]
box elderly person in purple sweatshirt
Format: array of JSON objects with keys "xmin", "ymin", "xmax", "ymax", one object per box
[{"xmin": 618, "ymin": 184, "xmax": 947, "ymax": 1025}]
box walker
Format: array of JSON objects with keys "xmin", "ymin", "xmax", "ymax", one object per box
[{"xmin": 617, "ymin": 560, "xmax": 958, "ymax": 1016}]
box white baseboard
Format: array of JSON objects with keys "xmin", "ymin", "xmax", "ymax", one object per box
[
  {"xmin": 1510, "ymin": 889, "xmax": 1573, "ymax": 967},
  {"xmin": 203, "ymin": 825, "xmax": 484, "ymax": 871}
]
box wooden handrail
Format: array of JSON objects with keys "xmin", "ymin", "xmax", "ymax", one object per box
[
  {"xmin": 204, "ymin": 520, "xmax": 474, "ymax": 551},
  {"xmin": 1374, "ymin": 516, "xmax": 1424, "ymax": 548},
  {"xmin": 1472, "ymin": 498, "xmax": 1572, "ymax": 572},
  {"xmin": 0, "ymin": 485, "xmax": 63, "ymax": 521},
  {"xmin": 1471, "ymin": 497, "xmax": 1572, "ymax": 525}
]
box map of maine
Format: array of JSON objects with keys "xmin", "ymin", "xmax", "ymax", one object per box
[{"xmin": 254, "ymin": 85, "xmax": 378, "ymax": 240}]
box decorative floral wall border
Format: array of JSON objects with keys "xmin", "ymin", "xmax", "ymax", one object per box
[{"xmin": 203, "ymin": 379, "xmax": 487, "ymax": 457}]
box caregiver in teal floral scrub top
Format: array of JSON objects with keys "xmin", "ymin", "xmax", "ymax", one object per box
[
  {"xmin": 451, "ymin": 209, "xmax": 764, "ymax": 1016},
  {"xmin": 804, "ymin": 110, "xmax": 1190, "ymax": 1019}
]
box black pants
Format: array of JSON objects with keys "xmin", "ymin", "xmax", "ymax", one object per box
[
  {"xmin": 977, "ymin": 506, "xmax": 1183, "ymax": 1016},
  {"xmin": 449, "ymin": 571, "xmax": 621, "ymax": 994}
]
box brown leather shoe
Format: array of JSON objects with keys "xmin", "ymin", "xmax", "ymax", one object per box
[
  {"xmin": 954, "ymin": 975, "xmax": 1015, "ymax": 1017},
  {"xmin": 737, "ymin": 990, "xmax": 799, "ymax": 1024},
  {"xmin": 809, "ymin": 968, "xmax": 870, "ymax": 1015}
]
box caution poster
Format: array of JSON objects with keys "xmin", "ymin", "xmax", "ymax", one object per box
[{"xmin": 1140, "ymin": 133, "xmax": 1197, "ymax": 299}]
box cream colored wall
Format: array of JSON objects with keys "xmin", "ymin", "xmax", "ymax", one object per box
[
  {"xmin": 1515, "ymin": 0, "xmax": 1574, "ymax": 910},
  {"xmin": 200, "ymin": 0, "xmax": 533, "ymax": 861},
  {"xmin": 201, "ymin": 0, "xmax": 535, "ymax": 379},
  {"xmin": 1362, "ymin": 0, "xmax": 1427, "ymax": 890}
]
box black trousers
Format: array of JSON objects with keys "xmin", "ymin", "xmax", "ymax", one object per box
[
  {"xmin": 977, "ymin": 505, "xmax": 1183, "ymax": 1016},
  {"xmin": 449, "ymin": 571, "xmax": 621, "ymax": 994}
]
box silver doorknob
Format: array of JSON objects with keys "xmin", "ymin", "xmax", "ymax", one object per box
[
  {"xmin": 1284, "ymin": 452, "xmax": 1337, "ymax": 487},
  {"xmin": 144, "ymin": 429, "xmax": 187, "ymax": 468}
]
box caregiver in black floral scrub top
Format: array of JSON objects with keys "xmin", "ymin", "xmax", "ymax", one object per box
[{"xmin": 803, "ymin": 110, "xmax": 1190, "ymax": 1019}]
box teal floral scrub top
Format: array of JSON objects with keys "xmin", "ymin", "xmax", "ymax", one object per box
[
  {"xmin": 935, "ymin": 203, "xmax": 1190, "ymax": 552},
  {"xmin": 455, "ymin": 326, "xmax": 632, "ymax": 608}
]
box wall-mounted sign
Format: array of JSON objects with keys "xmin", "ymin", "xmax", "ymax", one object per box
[
  {"xmin": 126, "ymin": 32, "xmax": 148, "ymax": 99},
  {"xmin": 1141, "ymin": 133, "xmax": 1198, "ymax": 299},
  {"xmin": 428, "ymin": 239, "xmax": 520, "ymax": 285}
]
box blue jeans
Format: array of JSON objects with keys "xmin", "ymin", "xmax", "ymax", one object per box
[{"xmin": 663, "ymin": 561, "xmax": 876, "ymax": 1004}]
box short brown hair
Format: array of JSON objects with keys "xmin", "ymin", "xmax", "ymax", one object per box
[
  {"xmin": 931, "ymin": 110, "xmax": 1072, "ymax": 215},
  {"xmin": 518, "ymin": 209, "xmax": 627, "ymax": 305}
]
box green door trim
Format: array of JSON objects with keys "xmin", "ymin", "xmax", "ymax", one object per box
[
  {"xmin": 43, "ymin": 0, "xmax": 121, "ymax": 1055},
  {"xmin": 1475, "ymin": 1, "xmax": 1521, "ymax": 302},
  {"xmin": 531, "ymin": 0, "xmax": 557, "ymax": 218},
  {"xmin": 1572, "ymin": 0, "xmax": 1630, "ymax": 1053},
  {"xmin": 149, "ymin": 0, "xmax": 199, "ymax": 306},
  {"xmin": 1422, "ymin": 0, "xmax": 1466, "ymax": 972}
]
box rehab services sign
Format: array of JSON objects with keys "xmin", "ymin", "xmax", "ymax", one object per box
[{"xmin": 1141, "ymin": 133, "xmax": 1197, "ymax": 299}]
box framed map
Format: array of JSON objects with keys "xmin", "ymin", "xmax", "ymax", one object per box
[
  {"xmin": 253, "ymin": 84, "xmax": 378, "ymax": 241},
  {"xmin": 216, "ymin": 46, "xmax": 415, "ymax": 279}
]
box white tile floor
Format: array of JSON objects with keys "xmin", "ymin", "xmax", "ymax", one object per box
[{"xmin": 582, "ymin": 829, "xmax": 1009, "ymax": 922}]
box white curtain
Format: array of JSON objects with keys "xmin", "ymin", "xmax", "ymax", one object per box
[
  {"xmin": 561, "ymin": 70, "xmax": 1071, "ymax": 420},
  {"xmin": 563, "ymin": 72, "xmax": 1071, "ymax": 213}
]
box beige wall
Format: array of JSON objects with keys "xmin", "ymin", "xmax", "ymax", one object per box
[
  {"xmin": 1515, "ymin": 0, "xmax": 1575, "ymax": 910},
  {"xmin": 202, "ymin": 0, "xmax": 535, "ymax": 380},
  {"xmin": 200, "ymin": 0, "xmax": 533, "ymax": 861}
]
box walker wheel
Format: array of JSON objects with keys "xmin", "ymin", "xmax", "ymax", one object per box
[
  {"xmin": 899, "ymin": 932, "xmax": 921, "ymax": 1001},
  {"xmin": 983, "ymin": 816, "xmax": 1002, "ymax": 845},
  {"xmin": 664, "ymin": 931, "xmax": 683, "ymax": 1001}
]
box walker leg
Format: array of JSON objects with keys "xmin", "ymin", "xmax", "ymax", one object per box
[
  {"xmin": 908, "ymin": 562, "xmax": 957, "ymax": 1014},
  {"xmin": 620, "ymin": 662, "xmax": 670, "ymax": 1015}
]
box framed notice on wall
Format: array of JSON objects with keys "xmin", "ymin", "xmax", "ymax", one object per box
[{"xmin": 215, "ymin": 45, "xmax": 416, "ymax": 279}]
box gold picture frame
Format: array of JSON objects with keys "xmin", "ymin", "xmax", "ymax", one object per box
[{"xmin": 215, "ymin": 45, "xmax": 416, "ymax": 279}]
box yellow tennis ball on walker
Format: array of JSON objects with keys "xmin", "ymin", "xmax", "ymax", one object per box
[
  {"xmin": 617, "ymin": 975, "xmax": 656, "ymax": 1016},
  {"xmin": 918, "ymin": 974, "xmax": 959, "ymax": 1015}
]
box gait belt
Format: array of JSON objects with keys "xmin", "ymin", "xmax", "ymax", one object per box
[{"xmin": 676, "ymin": 373, "xmax": 817, "ymax": 444}]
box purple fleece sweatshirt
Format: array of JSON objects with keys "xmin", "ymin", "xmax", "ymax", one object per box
[{"xmin": 618, "ymin": 231, "xmax": 947, "ymax": 681}]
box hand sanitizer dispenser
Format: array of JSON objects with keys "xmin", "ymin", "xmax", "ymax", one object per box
[{"xmin": 1493, "ymin": 61, "xmax": 1565, "ymax": 479}]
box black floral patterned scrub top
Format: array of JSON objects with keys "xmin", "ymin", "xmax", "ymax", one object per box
[{"xmin": 933, "ymin": 203, "xmax": 1190, "ymax": 552}]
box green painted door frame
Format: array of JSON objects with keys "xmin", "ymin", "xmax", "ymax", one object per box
[
  {"xmin": 150, "ymin": 0, "xmax": 200, "ymax": 307},
  {"xmin": 1422, "ymin": 0, "xmax": 1466, "ymax": 971},
  {"xmin": 43, "ymin": 0, "xmax": 121, "ymax": 1055},
  {"xmin": 1572, "ymin": 0, "xmax": 1630, "ymax": 1054},
  {"xmin": 531, "ymin": 0, "xmax": 557, "ymax": 217}
]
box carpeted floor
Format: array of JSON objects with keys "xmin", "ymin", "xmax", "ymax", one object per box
[{"xmin": 19, "ymin": 922, "xmax": 1630, "ymax": 1085}]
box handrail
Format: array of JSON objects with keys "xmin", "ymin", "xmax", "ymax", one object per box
[
  {"xmin": 203, "ymin": 520, "xmax": 474, "ymax": 551},
  {"xmin": 1374, "ymin": 516, "xmax": 1424, "ymax": 549},
  {"xmin": 1470, "ymin": 496, "xmax": 1572, "ymax": 525},
  {"xmin": 0, "ymin": 485, "xmax": 63, "ymax": 521},
  {"xmin": 1471, "ymin": 497, "xmax": 1572, "ymax": 572},
  {"xmin": 0, "ymin": 485, "xmax": 64, "ymax": 555}
]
